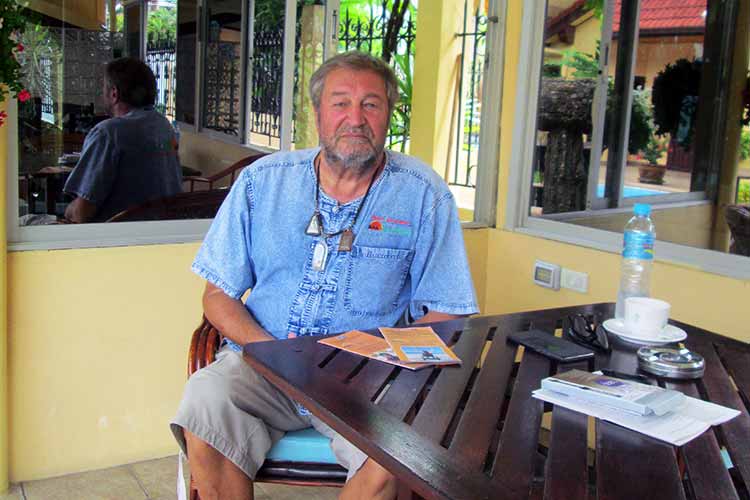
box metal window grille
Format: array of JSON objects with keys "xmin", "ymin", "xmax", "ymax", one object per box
[
  {"xmin": 451, "ymin": 1, "xmax": 487, "ymax": 188},
  {"xmin": 250, "ymin": 29, "xmax": 285, "ymax": 143},
  {"xmin": 338, "ymin": 3, "xmax": 416, "ymax": 152},
  {"xmin": 146, "ymin": 41, "xmax": 177, "ymax": 120}
]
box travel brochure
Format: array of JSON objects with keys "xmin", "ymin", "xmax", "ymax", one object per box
[{"xmin": 318, "ymin": 326, "xmax": 461, "ymax": 369}]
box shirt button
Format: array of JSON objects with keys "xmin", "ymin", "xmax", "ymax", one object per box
[
  {"xmin": 312, "ymin": 284, "xmax": 320, "ymax": 292},
  {"xmin": 333, "ymin": 206, "xmax": 340, "ymax": 213}
]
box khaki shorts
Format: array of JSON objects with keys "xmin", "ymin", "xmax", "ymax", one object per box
[{"xmin": 170, "ymin": 345, "xmax": 368, "ymax": 480}]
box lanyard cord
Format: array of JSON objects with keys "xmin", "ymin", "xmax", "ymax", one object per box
[{"xmin": 313, "ymin": 154, "xmax": 381, "ymax": 239}]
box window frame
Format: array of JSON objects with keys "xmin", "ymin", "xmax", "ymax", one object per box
[{"xmin": 505, "ymin": 0, "xmax": 750, "ymax": 280}]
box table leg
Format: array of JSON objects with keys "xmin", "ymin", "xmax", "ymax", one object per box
[{"xmin": 46, "ymin": 176, "xmax": 58, "ymax": 214}]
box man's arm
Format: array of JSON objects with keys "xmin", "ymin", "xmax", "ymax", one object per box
[
  {"xmin": 64, "ymin": 196, "xmax": 98, "ymax": 223},
  {"xmin": 414, "ymin": 311, "xmax": 465, "ymax": 324},
  {"xmin": 202, "ymin": 282, "xmax": 275, "ymax": 344}
]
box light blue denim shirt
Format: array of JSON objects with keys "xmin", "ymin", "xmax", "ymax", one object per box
[{"xmin": 192, "ymin": 147, "xmax": 478, "ymax": 350}]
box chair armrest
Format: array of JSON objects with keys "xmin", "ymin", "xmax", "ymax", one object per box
[
  {"xmin": 188, "ymin": 316, "xmax": 223, "ymax": 376},
  {"xmin": 183, "ymin": 176, "xmax": 211, "ymax": 184}
]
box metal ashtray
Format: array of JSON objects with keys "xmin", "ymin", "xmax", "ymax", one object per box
[{"xmin": 636, "ymin": 346, "xmax": 705, "ymax": 379}]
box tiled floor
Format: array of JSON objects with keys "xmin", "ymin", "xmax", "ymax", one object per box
[{"xmin": 0, "ymin": 456, "xmax": 340, "ymax": 500}]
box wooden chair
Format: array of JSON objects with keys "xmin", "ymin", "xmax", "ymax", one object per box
[
  {"xmin": 106, "ymin": 189, "xmax": 230, "ymax": 222},
  {"xmin": 187, "ymin": 317, "xmax": 347, "ymax": 500},
  {"xmin": 726, "ymin": 204, "xmax": 750, "ymax": 256},
  {"xmin": 183, "ymin": 153, "xmax": 267, "ymax": 192}
]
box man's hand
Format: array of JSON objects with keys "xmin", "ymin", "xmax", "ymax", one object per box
[
  {"xmin": 64, "ymin": 196, "xmax": 98, "ymax": 223},
  {"xmin": 203, "ymin": 282, "xmax": 275, "ymax": 345}
]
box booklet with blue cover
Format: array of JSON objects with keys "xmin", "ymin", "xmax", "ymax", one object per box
[{"xmin": 379, "ymin": 326, "xmax": 462, "ymax": 365}]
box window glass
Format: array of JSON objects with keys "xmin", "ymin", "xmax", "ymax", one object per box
[
  {"xmin": 201, "ymin": 0, "xmax": 243, "ymax": 137},
  {"xmin": 18, "ymin": 1, "xmax": 131, "ymax": 222},
  {"xmin": 15, "ymin": 0, "xmax": 199, "ymax": 226},
  {"xmin": 248, "ymin": 0, "xmax": 286, "ymax": 148},
  {"xmin": 175, "ymin": 0, "xmax": 196, "ymax": 124},
  {"xmin": 528, "ymin": 0, "xmax": 750, "ymax": 259}
]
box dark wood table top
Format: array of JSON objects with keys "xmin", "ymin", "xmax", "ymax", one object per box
[{"xmin": 243, "ymin": 303, "xmax": 750, "ymax": 500}]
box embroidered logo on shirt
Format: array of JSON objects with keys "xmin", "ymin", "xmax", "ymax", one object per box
[{"xmin": 368, "ymin": 215, "xmax": 412, "ymax": 236}]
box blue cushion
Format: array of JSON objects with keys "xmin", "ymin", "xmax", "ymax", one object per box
[{"xmin": 265, "ymin": 428, "xmax": 338, "ymax": 464}]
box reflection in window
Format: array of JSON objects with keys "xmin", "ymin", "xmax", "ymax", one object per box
[
  {"xmin": 15, "ymin": 0, "xmax": 193, "ymax": 225},
  {"xmin": 17, "ymin": 1, "xmax": 128, "ymax": 221},
  {"xmin": 529, "ymin": 0, "xmax": 749, "ymax": 258},
  {"xmin": 201, "ymin": 0, "xmax": 243, "ymax": 136},
  {"xmin": 175, "ymin": 0, "xmax": 196, "ymax": 124}
]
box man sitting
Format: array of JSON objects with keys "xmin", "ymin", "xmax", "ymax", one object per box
[
  {"xmin": 63, "ymin": 57, "xmax": 182, "ymax": 223},
  {"xmin": 171, "ymin": 51, "xmax": 478, "ymax": 500}
]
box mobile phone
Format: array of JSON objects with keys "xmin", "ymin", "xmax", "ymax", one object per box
[{"xmin": 508, "ymin": 329, "xmax": 595, "ymax": 363}]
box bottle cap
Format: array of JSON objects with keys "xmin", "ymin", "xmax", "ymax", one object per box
[{"xmin": 633, "ymin": 203, "xmax": 651, "ymax": 216}]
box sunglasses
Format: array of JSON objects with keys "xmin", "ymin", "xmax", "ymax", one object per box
[{"xmin": 566, "ymin": 314, "xmax": 611, "ymax": 352}]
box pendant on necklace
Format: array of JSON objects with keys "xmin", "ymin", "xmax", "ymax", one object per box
[
  {"xmin": 305, "ymin": 212, "xmax": 322, "ymax": 236},
  {"xmin": 338, "ymin": 229, "xmax": 354, "ymax": 252},
  {"xmin": 312, "ymin": 240, "xmax": 328, "ymax": 272}
]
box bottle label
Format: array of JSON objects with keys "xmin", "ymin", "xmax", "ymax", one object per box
[{"xmin": 623, "ymin": 231, "xmax": 654, "ymax": 260}]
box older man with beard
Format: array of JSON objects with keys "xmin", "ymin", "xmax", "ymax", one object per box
[{"xmin": 171, "ymin": 51, "xmax": 478, "ymax": 500}]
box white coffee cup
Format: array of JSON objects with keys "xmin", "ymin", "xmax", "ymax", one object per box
[{"xmin": 624, "ymin": 297, "xmax": 671, "ymax": 338}]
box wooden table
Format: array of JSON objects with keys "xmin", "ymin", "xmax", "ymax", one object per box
[
  {"xmin": 26, "ymin": 166, "xmax": 74, "ymax": 215},
  {"xmin": 243, "ymin": 303, "xmax": 750, "ymax": 500}
]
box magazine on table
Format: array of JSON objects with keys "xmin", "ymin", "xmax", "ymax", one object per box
[
  {"xmin": 318, "ymin": 330, "xmax": 431, "ymax": 370},
  {"xmin": 379, "ymin": 326, "xmax": 462, "ymax": 365}
]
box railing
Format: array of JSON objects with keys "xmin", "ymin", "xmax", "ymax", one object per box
[
  {"xmin": 450, "ymin": 1, "xmax": 487, "ymax": 188},
  {"xmin": 146, "ymin": 42, "xmax": 176, "ymax": 120}
]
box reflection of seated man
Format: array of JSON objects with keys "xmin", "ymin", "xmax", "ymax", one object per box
[{"xmin": 63, "ymin": 57, "xmax": 182, "ymax": 223}]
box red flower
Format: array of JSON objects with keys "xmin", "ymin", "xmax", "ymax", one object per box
[
  {"xmin": 0, "ymin": 111, "xmax": 7, "ymax": 118},
  {"xmin": 16, "ymin": 43, "xmax": 24, "ymax": 52},
  {"xmin": 18, "ymin": 90, "xmax": 31, "ymax": 102}
]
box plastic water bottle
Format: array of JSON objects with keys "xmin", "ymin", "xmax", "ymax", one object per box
[{"xmin": 615, "ymin": 204, "xmax": 655, "ymax": 319}]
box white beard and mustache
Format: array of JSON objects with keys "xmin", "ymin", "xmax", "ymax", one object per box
[{"xmin": 320, "ymin": 124, "xmax": 385, "ymax": 174}]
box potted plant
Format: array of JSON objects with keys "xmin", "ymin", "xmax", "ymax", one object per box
[{"xmin": 638, "ymin": 136, "xmax": 667, "ymax": 184}]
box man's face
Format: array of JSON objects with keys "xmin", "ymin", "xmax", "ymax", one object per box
[
  {"xmin": 316, "ymin": 68, "xmax": 391, "ymax": 172},
  {"xmin": 102, "ymin": 79, "xmax": 118, "ymax": 116}
]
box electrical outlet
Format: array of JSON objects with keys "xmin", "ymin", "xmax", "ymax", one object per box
[{"xmin": 561, "ymin": 268, "xmax": 588, "ymax": 293}]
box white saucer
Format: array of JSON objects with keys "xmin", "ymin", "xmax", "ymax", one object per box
[{"xmin": 602, "ymin": 318, "xmax": 687, "ymax": 346}]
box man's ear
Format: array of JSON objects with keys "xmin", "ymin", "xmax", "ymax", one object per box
[{"xmin": 109, "ymin": 84, "xmax": 120, "ymax": 103}]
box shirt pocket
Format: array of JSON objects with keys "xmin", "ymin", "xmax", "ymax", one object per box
[{"xmin": 344, "ymin": 245, "xmax": 413, "ymax": 316}]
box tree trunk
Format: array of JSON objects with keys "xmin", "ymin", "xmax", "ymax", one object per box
[
  {"xmin": 542, "ymin": 128, "xmax": 588, "ymax": 214},
  {"xmin": 382, "ymin": 0, "xmax": 410, "ymax": 63}
]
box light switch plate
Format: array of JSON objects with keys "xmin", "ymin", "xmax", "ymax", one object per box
[
  {"xmin": 533, "ymin": 260, "xmax": 560, "ymax": 290},
  {"xmin": 561, "ymin": 268, "xmax": 589, "ymax": 293}
]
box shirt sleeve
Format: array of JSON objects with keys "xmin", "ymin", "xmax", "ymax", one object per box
[
  {"xmin": 191, "ymin": 171, "xmax": 256, "ymax": 300},
  {"xmin": 408, "ymin": 192, "xmax": 479, "ymax": 320},
  {"xmin": 63, "ymin": 124, "xmax": 119, "ymax": 205}
]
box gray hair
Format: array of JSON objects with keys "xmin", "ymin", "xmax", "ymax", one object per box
[{"xmin": 309, "ymin": 51, "xmax": 399, "ymax": 114}]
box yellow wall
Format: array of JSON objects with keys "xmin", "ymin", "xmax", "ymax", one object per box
[
  {"xmin": 563, "ymin": 203, "xmax": 715, "ymax": 250},
  {"xmin": 483, "ymin": 230, "xmax": 750, "ymax": 341},
  {"xmin": 8, "ymin": 245, "xmax": 204, "ymax": 480},
  {"xmin": 0, "ymin": 97, "xmax": 9, "ymax": 493},
  {"xmin": 410, "ymin": 0, "xmax": 465, "ymax": 173}
]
